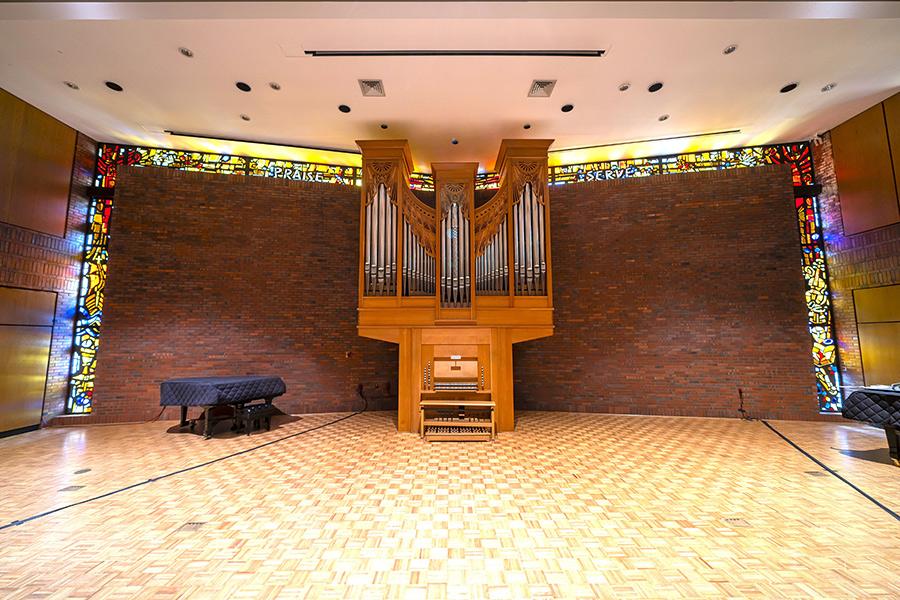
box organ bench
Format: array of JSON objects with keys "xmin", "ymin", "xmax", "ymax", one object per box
[{"xmin": 356, "ymin": 139, "xmax": 554, "ymax": 437}]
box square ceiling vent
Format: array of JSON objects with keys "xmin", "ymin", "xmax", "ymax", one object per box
[
  {"xmin": 358, "ymin": 79, "xmax": 385, "ymax": 97},
  {"xmin": 528, "ymin": 80, "xmax": 556, "ymax": 98}
]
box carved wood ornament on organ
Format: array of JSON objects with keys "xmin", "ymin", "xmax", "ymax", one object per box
[{"xmin": 357, "ymin": 139, "xmax": 554, "ymax": 438}]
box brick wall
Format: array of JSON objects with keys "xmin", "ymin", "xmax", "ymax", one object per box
[
  {"xmin": 0, "ymin": 132, "xmax": 95, "ymax": 423},
  {"xmin": 814, "ymin": 132, "xmax": 900, "ymax": 394},
  {"xmin": 515, "ymin": 165, "xmax": 822, "ymax": 420},
  {"xmin": 88, "ymin": 166, "xmax": 396, "ymax": 422},
  {"xmin": 82, "ymin": 163, "xmax": 821, "ymax": 422}
]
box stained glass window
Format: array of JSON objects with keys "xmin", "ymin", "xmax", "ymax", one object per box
[
  {"xmin": 65, "ymin": 144, "xmax": 361, "ymax": 413},
  {"xmin": 409, "ymin": 172, "xmax": 499, "ymax": 192},
  {"xmin": 68, "ymin": 142, "xmax": 839, "ymax": 414},
  {"xmin": 546, "ymin": 142, "xmax": 838, "ymax": 412}
]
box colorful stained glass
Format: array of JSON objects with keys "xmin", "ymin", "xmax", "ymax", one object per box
[
  {"xmin": 68, "ymin": 141, "xmax": 839, "ymax": 414},
  {"xmin": 547, "ymin": 142, "xmax": 838, "ymax": 412},
  {"xmin": 66, "ymin": 144, "xmax": 361, "ymax": 413},
  {"xmin": 67, "ymin": 195, "xmax": 112, "ymax": 413},
  {"xmin": 249, "ymin": 158, "xmax": 360, "ymax": 185},
  {"xmin": 410, "ymin": 172, "xmax": 509, "ymax": 192},
  {"xmin": 475, "ymin": 172, "xmax": 500, "ymax": 190},
  {"xmin": 408, "ymin": 172, "xmax": 434, "ymax": 191},
  {"xmin": 548, "ymin": 143, "xmax": 815, "ymax": 187}
]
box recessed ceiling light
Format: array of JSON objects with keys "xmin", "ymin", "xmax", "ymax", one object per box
[
  {"xmin": 269, "ymin": 82, "xmax": 281, "ymax": 91},
  {"xmin": 523, "ymin": 123, "xmax": 532, "ymax": 130},
  {"xmin": 723, "ymin": 44, "xmax": 738, "ymax": 55},
  {"xmin": 658, "ymin": 114, "xmax": 669, "ymax": 122},
  {"xmin": 63, "ymin": 81, "xmax": 79, "ymax": 90},
  {"xmin": 380, "ymin": 123, "xmax": 388, "ymax": 129},
  {"xmin": 780, "ymin": 82, "xmax": 798, "ymax": 93},
  {"xmin": 178, "ymin": 47, "xmax": 194, "ymax": 58},
  {"xmin": 561, "ymin": 104, "xmax": 574, "ymax": 113},
  {"xmin": 338, "ymin": 104, "xmax": 351, "ymax": 113},
  {"xmin": 235, "ymin": 81, "xmax": 251, "ymax": 92},
  {"xmin": 240, "ymin": 114, "xmax": 251, "ymax": 121},
  {"xmin": 618, "ymin": 82, "xmax": 630, "ymax": 92},
  {"xmin": 821, "ymin": 82, "xmax": 837, "ymax": 92},
  {"xmin": 105, "ymin": 81, "xmax": 123, "ymax": 92},
  {"xmin": 648, "ymin": 82, "xmax": 663, "ymax": 93},
  {"xmin": 451, "ymin": 138, "xmax": 459, "ymax": 145}
]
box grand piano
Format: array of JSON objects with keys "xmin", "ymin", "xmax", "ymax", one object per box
[{"xmin": 356, "ymin": 140, "xmax": 555, "ymax": 439}]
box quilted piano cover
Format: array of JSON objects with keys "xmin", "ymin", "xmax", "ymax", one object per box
[
  {"xmin": 842, "ymin": 389, "xmax": 900, "ymax": 428},
  {"xmin": 160, "ymin": 376, "xmax": 286, "ymax": 407}
]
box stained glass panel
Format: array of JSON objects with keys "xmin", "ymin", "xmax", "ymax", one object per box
[
  {"xmin": 547, "ymin": 142, "xmax": 838, "ymax": 412},
  {"xmin": 68, "ymin": 142, "xmax": 839, "ymax": 413},
  {"xmin": 66, "ymin": 144, "xmax": 360, "ymax": 413}
]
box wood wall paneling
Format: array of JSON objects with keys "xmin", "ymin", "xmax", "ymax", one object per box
[
  {"xmin": 854, "ymin": 284, "xmax": 900, "ymax": 386},
  {"xmin": 853, "ymin": 284, "xmax": 900, "ymax": 324},
  {"xmin": 830, "ymin": 103, "xmax": 899, "ymax": 234},
  {"xmin": 883, "ymin": 92, "xmax": 900, "ymax": 213},
  {"xmin": 858, "ymin": 323, "xmax": 900, "ymax": 386},
  {"xmin": 0, "ymin": 286, "xmax": 56, "ymax": 433},
  {"xmin": 0, "ymin": 88, "xmax": 76, "ymax": 237},
  {"xmin": 0, "ymin": 286, "xmax": 57, "ymax": 326}
]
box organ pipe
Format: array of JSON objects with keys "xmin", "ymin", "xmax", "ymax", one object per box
[
  {"xmin": 512, "ymin": 180, "xmax": 546, "ymax": 296},
  {"xmin": 440, "ymin": 183, "xmax": 471, "ymax": 308},
  {"xmin": 399, "ymin": 187, "xmax": 436, "ymax": 296},
  {"xmin": 364, "ymin": 183, "xmax": 398, "ymax": 296}
]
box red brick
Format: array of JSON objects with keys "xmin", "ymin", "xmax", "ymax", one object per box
[
  {"xmin": 515, "ymin": 165, "xmax": 821, "ymax": 420},
  {"xmin": 89, "ymin": 166, "xmax": 397, "ymax": 421}
]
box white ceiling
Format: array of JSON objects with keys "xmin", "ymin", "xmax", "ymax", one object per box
[{"xmin": 1, "ymin": 1, "xmax": 899, "ymax": 170}]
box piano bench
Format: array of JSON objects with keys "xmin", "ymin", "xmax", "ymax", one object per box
[{"xmin": 236, "ymin": 402, "xmax": 278, "ymax": 435}]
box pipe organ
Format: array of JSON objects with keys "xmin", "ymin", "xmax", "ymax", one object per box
[{"xmin": 358, "ymin": 139, "xmax": 554, "ymax": 437}]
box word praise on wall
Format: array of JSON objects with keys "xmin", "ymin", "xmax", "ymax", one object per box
[{"xmin": 67, "ymin": 142, "xmax": 840, "ymax": 414}]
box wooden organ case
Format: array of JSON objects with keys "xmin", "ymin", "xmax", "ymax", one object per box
[{"xmin": 357, "ymin": 139, "xmax": 554, "ymax": 439}]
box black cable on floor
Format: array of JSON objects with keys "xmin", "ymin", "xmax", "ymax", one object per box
[
  {"xmin": 0, "ymin": 391, "xmax": 368, "ymax": 531},
  {"xmin": 761, "ymin": 419, "xmax": 900, "ymax": 522}
]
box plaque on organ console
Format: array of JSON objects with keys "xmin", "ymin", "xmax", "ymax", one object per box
[{"xmin": 356, "ymin": 139, "xmax": 555, "ymax": 436}]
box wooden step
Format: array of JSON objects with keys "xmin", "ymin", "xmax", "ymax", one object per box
[{"xmin": 424, "ymin": 431, "xmax": 492, "ymax": 442}]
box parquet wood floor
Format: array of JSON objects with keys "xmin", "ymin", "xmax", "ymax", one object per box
[{"xmin": 1, "ymin": 411, "xmax": 898, "ymax": 599}]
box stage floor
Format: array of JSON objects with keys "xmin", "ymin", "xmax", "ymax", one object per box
[{"xmin": 1, "ymin": 411, "xmax": 898, "ymax": 598}]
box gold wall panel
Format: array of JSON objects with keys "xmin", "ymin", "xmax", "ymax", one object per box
[
  {"xmin": 858, "ymin": 322, "xmax": 900, "ymax": 386},
  {"xmin": 884, "ymin": 92, "xmax": 900, "ymax": 210},
  {"xmin": 0, "ymin": 88, "xmax": 76, "ymax": 237},
  {"xmin": 0, "ymin": 287, "xmax": 55, "ymax": 433},
  {"xmin": 831, "ymin": 103, "xmax": 899, "ymax": 234},
  {"xmin": 0, "ymin": 326, "xmax": 52, "ymax": 432},
  {"xmin": 854, "ymin": 284, "xmax": 900, "ymax": 324},
  {"xmin": 0, "ymin": 286, "xmax": 56, "ymax": 326}
]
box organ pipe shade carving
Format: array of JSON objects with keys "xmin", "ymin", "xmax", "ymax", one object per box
[
  {"xmin": 474, "ymin": 184, "xmax": 509, "ymax": 295},
  {"xmin": 402, "ymin": 188, "xmax": 436, "ymax": 296},
  {"xmin": 440, "ymin": 183, "xmax": 471, "ymax": 307}
]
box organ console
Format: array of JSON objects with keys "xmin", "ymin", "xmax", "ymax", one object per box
[{"xmin": 357, "ymin": 139, "xmax": 554, "ymax": 438}]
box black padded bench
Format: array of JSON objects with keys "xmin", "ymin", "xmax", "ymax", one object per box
[
  {"xmin": 842, "ymin": 387, "xmax": 900, "ymax": 466},
  {"xmin": 237, "ymin": 402, "xmax": 279, "ymax": 435},
  {"xmin": 160, "ymin": 376, "xmax": 286, "ymax": 439}
]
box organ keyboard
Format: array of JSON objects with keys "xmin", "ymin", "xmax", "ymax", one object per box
[{"xmin": 418, "ymin": 350, "xmax": 493, "ymax": 441}]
